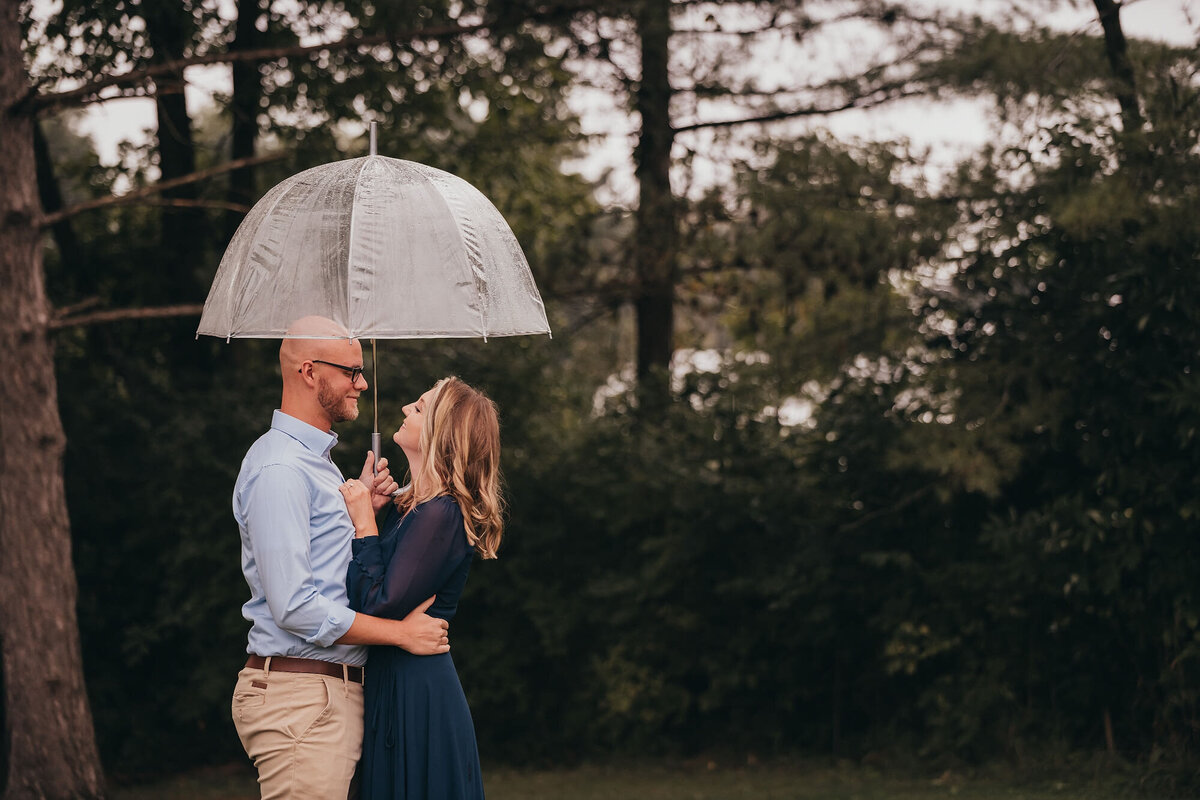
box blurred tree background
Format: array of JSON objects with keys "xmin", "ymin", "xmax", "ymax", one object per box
[{"xmin": 7, "ymin": 0, "xmax": 1200, "ymax": 794}]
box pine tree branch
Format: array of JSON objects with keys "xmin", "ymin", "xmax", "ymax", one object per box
[
  {"xmin": 672, "ymin": 7, "xmax": 942, "ymax": 38},
  {"xmin": 38, "ymin": 153, "xmax": 283, "ymax": 227},
  {"xmin": 25, "ymin": 20, "xmax": 492, "ymax": 113},
  {"xmin": 672, "ymin": 84, "xmax": 924, "ymax": 133},
  {"xmin": 25, "ymin": 0, "xmax": 603, "ymax": 115}
]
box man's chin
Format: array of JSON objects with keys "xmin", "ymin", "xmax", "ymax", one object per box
[{"xmin": 332, "ymin": 402, "xmax": 360, "ymax": 423}]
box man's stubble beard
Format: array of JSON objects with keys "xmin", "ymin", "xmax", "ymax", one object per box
[{"xmin": 317, "ymin": 376, "xmax": 359, "ymax": 423}]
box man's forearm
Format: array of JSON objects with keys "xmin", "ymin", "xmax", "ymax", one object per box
[
  {"xmin": 334, "ymin": 607, "xmax": 449, "ymax": 655},
  {"xmin": 335, "ymin": 612, "xmax": 408, "ymax": 646}
]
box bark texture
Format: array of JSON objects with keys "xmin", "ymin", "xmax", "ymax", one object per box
[
  {"xmin": 633, "ymin": 0, "xmax": 677, "ymax": 407},
  {"xmin": 0, "ymin": 0, "xmax": 105, "ymax": 796}
]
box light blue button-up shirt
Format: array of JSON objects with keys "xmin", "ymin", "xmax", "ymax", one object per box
[{"xmin": 234, "ymin": 410, "xmax": 366, "ymax": 666}]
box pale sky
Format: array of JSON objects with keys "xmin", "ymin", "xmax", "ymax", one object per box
[
  {"xmin": 61, "ymin": 0, "xmax": 1200, "ymax": 203},
  {"xmin": 566, "ymin": 0, "xmax": 1200, "ymax": 203}
]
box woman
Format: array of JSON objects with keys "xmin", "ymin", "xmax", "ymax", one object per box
[{"xmin": 338, "ymin": 376, "xmax": 503, "ymax": 800}]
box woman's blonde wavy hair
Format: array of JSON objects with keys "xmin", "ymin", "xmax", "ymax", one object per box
[{"xmin": 395, "ymin": 377, "xmax": 505, "ymax": 558}]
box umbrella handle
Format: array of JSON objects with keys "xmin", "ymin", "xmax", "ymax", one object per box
[{"xmin": 371, "ymin": 430, "xmax": 404, "ymax": 497}]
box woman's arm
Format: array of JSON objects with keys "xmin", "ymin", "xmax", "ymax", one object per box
[
  {"xmin": 338, "ymin": 478, "xmax": 380, "ymax": 538},
  {"xmin": 347, "ymin": 497, "xmax": 466, "ymax": 619}
]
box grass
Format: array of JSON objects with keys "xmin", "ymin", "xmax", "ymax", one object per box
[{"xmin": 110, "ymin": 757, "xmax": 1146, "ymax": 800}]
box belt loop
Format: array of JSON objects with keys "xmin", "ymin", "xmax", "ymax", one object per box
[
  {"xmin": 342, "ymin": 663, "xmax": 349, "ymax": 696},
  {"xmin": 263, "ymin": 656, "xmax": 272, "ymax": 678}
]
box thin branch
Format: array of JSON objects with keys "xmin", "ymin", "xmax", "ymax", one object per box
[
  {"xmin": 678, "ymin": 84, "xmax": 824, "ymax": 100},
  {"xmin": 675, "ymin": 35, "xmax": 945, "ymax": 109},
  {"xmin": 54, "ymin": 297, "xmax": 103, "ymax": 318},
  {"xmin": 140, "ymin": 198, "xmax": 254, "ymax": 214},
  {"xmin": 39, "ymin": 153, "xmax": 283, "ymax": 227},
  {"xmin": 560, "ymin": 301, "xmax": 621, "ymax": 340},
  {"xmin": 542, "ymin": 281, "xmax": 634, "ymax": 302},
  {"xmin": 27, "ymin": 0, "xmax": 602, "ymax": 115},
  {"xmin": 50, "ymin": 303, "xmax": 205, "ymax": 330},
  {"xmin": 671, "ymin": 8, "xmax": 922, "ymax": 39},
  {"xmin": 836, "ymin": 484, "xmax": 934, "ymax": 535},
  {"xmin": 669, "ymin": 1, "xmax": 946, "ymax": 32},
  {"xmin": 27, "ymin": 20, "xmax": 491, "ymax": 113},
  {"xmin": 672, "ymin": 85, "xmax": 924, "ymax": 133}
]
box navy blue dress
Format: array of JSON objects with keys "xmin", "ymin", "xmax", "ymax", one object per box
[{"xmin": 347, "ymin": 496, "xmax": 484, "ymax": 800}]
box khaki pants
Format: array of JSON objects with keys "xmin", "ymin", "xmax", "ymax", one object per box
[{"xmin": 232, "ymin": 664, "xmax": 364, "ymax": 800}]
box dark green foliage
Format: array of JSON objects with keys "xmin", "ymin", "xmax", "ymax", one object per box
[
  {"xmin": 19, "ymin": 0, "xmax": 1200, "ymax": 787},
  {"xmin": 871, "ymin": 37, "xmax": 1200, "ymax": 763}
]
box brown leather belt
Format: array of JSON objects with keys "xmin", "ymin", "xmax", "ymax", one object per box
[{"xmin": 246, "ymin": 655, "xmax": 364, "ymax": 684}]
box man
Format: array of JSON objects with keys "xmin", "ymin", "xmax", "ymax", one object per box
[{"xmin": 230, "ymin": 316, "xmax": 447, "ymax": 799}]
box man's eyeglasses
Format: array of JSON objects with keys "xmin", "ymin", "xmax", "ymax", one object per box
[{"xmin": 309, "ymin": 359, "xmax": 365, "ymax": 383}]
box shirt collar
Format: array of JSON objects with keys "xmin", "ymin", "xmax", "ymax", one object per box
[{"xmin": 271, "ymin": 409, "xmax": 339, "ymax": 458}]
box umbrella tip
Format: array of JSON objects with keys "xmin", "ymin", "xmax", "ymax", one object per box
[{"xmin": 369, "ymin": 121, "xmax": 377, "ymax": 157}]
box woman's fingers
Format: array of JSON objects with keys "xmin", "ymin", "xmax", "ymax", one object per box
[{"xmin": 340, "ymin": 479, "xmax": 370, "ymax": 502}]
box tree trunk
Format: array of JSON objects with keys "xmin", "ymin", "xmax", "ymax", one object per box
[
  {"xmin": 633, "ymin": 0, "xmax": 676, "ymax": 410},
  {"xmin": 143, "ymin": 4, "xmax": 200, "ymax": 257},
  {"xmin": 33, "ymin": 122, "xmax": 83, "ymax": 270},
  {"xmin": 0, "ymin": 1, "xmax": 105, "ymax": 796},
  {"xmin": 225, "ymin": 0, "xmax": 264, "ymax": 243},
  {"xmin": 1091, "ymin": 0, "xmax": 1143, "ymax": 134}
]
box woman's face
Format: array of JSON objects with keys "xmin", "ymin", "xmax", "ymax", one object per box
[{"xmin": 393, "ymin": 385, "xmax": 439, "ymax": 454}]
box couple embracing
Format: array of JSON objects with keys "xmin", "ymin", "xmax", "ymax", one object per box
[{"xmin": 230, "ymin": 317, "xmax": 498, "ymax": 799}]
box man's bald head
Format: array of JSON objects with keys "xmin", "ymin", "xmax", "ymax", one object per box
[
  {"xmin": 278, "ymin": 316, "xmax": 366, "ymax": 429},
  {"xmin": 279, "ymin": 315, "xmax": 355, "ymax": 372}
]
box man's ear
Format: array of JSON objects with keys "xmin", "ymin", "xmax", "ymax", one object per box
[{"xmin": 297, "ymin": 361, "xmax": 316, "ymax": 385}]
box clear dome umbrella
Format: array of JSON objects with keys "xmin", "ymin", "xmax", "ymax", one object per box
[{"xmin": 197, "ymin": 124, "xmax": 551, "ymax": 463}]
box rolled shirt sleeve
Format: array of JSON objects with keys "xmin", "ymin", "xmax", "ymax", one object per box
[{"xmin": 242, "ymin": 464, "xmax": 356, "ymax": 647}]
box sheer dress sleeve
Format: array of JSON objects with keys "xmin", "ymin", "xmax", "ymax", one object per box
[{"xmin": 347, "ymin": 496, "xmax": 467, "ymax": 620}]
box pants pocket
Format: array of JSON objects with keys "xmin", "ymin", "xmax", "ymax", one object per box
[
  {"xmin": 285, "ymin": 676, "xmax": 334, "ymax": 742},
  {"xmin": 232, "ymin": 675, "xmax": 268, "ymax": 723}
]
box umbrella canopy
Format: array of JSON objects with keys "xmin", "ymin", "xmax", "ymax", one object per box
[{"xmin": 196, "ymin": 155, "xmax": 550, "ymax": 341}]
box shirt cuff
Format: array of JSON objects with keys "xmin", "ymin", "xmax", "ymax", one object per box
[
  {"xmin": 305, "ymin": 605, "xmax": 356, "ymax": 648},
  {"xmin": 351, "ymin": 537, "xmax": 386, "ymax": 576},
  {"xmin": 351, "ymin": 537, "xmax": 380, "ymax": 556}
]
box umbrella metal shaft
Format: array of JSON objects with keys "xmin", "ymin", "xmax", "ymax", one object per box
[{"xmin": 371, "ymin": 337, "xmax": 381, "ymax": 472}]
